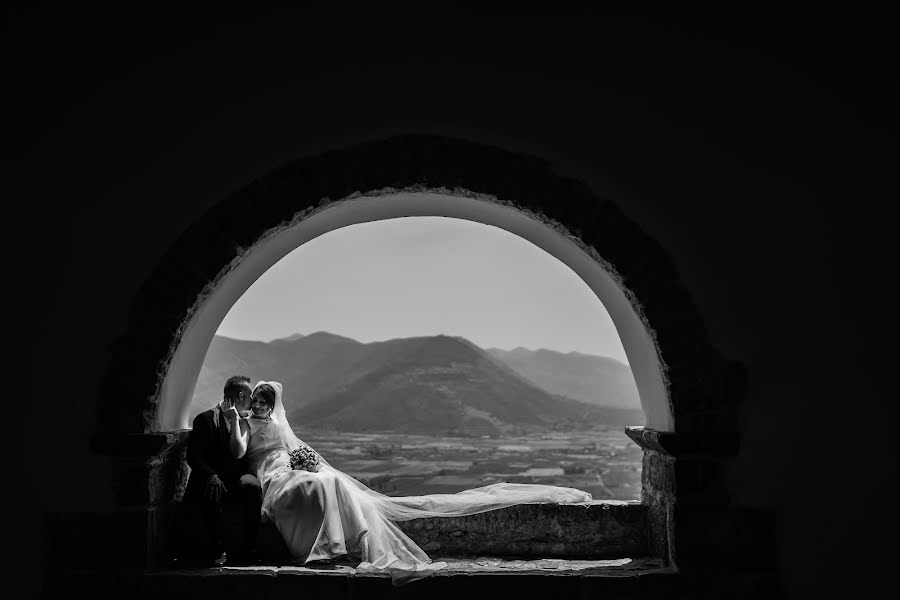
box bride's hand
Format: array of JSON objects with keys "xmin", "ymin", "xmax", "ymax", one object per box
[{"xmin": 223, "ymin": 406, "xmax": 240, "ymax": 423}]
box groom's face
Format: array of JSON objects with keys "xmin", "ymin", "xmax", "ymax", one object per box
[{"xmin": 234, "ymin": 384, "xmax": 253, "ymax": 412}]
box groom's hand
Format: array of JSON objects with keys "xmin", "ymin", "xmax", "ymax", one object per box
[{"xmin": 206, "ymin": 474, "xmax": 227, "ymax": 503}]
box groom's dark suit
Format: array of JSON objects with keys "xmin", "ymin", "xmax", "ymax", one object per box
[
  {"xmin": 184, "ymin": 406, "xmax": 246, "ymax": 501},
  {"xmin": 182, "ymin": 405, "xmax": 262, "ymax": 564}
]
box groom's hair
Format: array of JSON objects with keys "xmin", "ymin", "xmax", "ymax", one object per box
[{"xmin": 223, "ymin": 375, "xmax": 252, "ymax": 399}]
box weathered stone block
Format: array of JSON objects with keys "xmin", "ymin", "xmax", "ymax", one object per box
[
  {"xmin": 148, "ymin": 432, "xmax": 190, "ymax": 506},
  {"xmin": 397, "ymin": 501, "xmax": 647, "ymax": 558},
  {"xmin": 645, "ymin": 492, "xmax": 672, "ymax": 563},
  {"xmin": 641, "ymin": 449, "xmax": 675, "ymax": 497}
]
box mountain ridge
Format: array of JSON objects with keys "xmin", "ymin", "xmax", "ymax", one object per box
[{"xmin": 191, "ymin": 332, "xmax": 644, "ymax": 433}]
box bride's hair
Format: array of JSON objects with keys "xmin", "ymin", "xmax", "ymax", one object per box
[{"xmin": 253, "ymin": 383, "xmax": 277, "ymax": 411}]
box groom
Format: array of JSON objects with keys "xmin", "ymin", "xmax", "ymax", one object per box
[{"xmin": 182, "ymin": 375, "xmax": 263, "ymax": 566}]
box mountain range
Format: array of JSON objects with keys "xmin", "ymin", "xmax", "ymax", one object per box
[
  {"xmin": 486, "ymin": 347, "xmax": 640, "ymax": 410},
  {"xmin": 190, "ymin": 332, "xmax": 644, "ymax": 435}
]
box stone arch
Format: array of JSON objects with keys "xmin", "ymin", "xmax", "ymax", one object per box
[
  {"xmin": 99, "ymin": 135, "xmax": 735, "ymax": 438},
  {"xmin": 93, "ymin": 134, "xmax": 749, "ymax": 569}
]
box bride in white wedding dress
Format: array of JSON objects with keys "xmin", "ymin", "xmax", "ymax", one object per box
[{"xmin": 228, "ymin": 380, "xmax": 593, "ymax": 585}]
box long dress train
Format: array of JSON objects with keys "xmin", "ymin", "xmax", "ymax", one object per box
[
  {"xmin": 244, "ymin": 416, "xmax": 591, "ymax": 585},
  {"xmin": 244, "ymin": 381, "xmax": 593, "ymax": 586}
]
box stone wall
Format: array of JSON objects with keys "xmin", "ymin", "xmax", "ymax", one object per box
[
  {"xmin": 147, "ymin": 431, "xmax": 191, "ymax": 567},
  {"xmin": 80, "ymin": 135, "xmax": 757, "ymax": 575},
  {"xmin": 80, "ymin": 136, "xmax": 775, "ymax": 587},
  {"xmin": 398, "ymin": 501, "xmax": 647, "ymax": 558},
  {"xmin": 80, "ymin": 425, "xmax": 773, "ymax": 583},
  {"xmin": 626, "ymin": 425, "xmax": 775, "ymax": 590}
]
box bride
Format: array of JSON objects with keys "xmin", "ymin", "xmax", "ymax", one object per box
[{"xmin": 226, "ymin": 380, "xmax": 593, "ymax": 585}]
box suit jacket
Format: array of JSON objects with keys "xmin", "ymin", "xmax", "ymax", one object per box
[{"xmin": 183, "ymin": 406, "xmax": 247, "ymax": 503}]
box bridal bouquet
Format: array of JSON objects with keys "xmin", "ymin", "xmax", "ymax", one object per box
[{"xmin": 288, "ymin": 445, "xmax": 321, "ymax": 473}]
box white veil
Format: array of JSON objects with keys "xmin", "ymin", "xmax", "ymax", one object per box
[{"xmin": 254, "ymin": 380, "xmax": 593, "ymax": 522}]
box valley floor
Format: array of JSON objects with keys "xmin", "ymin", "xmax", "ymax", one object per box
[{"xmin": 295, "ymin": 426, "xmax": 643, "ymax": 501}]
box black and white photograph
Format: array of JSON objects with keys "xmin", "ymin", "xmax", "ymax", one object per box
[{"xmin": 9, "ymin": 6, "xmax": 895, "ymax": 599}]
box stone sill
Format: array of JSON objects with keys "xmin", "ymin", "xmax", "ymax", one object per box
[
  {"xmin": 398, "ymin": 500, "xmax": 647, "ymax": 558},
  {"xmin": 625, "ymin": 426, "xmax": 739, "ymax": 457}
]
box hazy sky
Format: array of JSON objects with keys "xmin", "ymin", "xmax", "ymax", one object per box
[{"xmin": 217, "ymin": 217, "xmax": 629, "ymax": 363}]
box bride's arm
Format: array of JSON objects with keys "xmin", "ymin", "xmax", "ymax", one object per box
[{"xmin": 230, "ymin": 416, "xmax": 250, "ymax": 459}]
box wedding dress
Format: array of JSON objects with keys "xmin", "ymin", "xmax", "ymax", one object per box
[{"xmin": 244, "ymin": 381, "xmax": 593, "ymax": 585}]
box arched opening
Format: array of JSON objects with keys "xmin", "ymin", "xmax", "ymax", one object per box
[
  {"xmin": 156, "ymin": 191, "xmax": 671, "ymax": 434},
  {"xmin": 190, "ymin": 215, "xmax": 647, "ymax": 500},
  {"xmin": 95, "ymin": 135, "xmax": 739, "ymax": 574}
]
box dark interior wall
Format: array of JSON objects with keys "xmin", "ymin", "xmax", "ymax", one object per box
[{"xmin": 10, "ymin": 7, "xmax": 895, "ymax": 598}]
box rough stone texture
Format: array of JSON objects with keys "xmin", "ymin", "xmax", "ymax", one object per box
[
  {"xmin": 636, "ymin": 446, "xmax": 675, "ymax": 563},
  {"xmin": 640, "ymin": 449, "xmax": 675, "ymax": 498},
  {"xmin": 147, "ymin": 431, "xmax": 191, "ymax": 567},
  {"xmin": 625, "ymin": 428, "xmax": 776, "ymax": 579},
  {"xmin": 148, "ymin": 431, "xmax": 191, "ymax": 505},
  {"xmin": 90, "ymin": 427, "xmax": 773, "ymax": 581},
  {"xmin": 136, "ymin": 432, "xmax": 648, "ymax": 565},
  {"xmin": 397, "ymin": 501, "xmax": 647, "ymax": 558}
]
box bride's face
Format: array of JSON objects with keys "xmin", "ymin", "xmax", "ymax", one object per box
[{"xmin": 250, "ymin": 392, "xmax": 270, "ymax": 418}]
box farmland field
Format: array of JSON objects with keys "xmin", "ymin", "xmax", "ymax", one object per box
[{"xmin": 294, "ymin": 425, "xmax": 643, "ymax": 500}]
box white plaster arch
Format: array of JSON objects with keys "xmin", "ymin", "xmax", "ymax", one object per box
[{"xmin": 155, "ymin": 191, "xmax": 672, "ymax": 432}]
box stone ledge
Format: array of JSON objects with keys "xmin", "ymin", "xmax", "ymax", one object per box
[
  {"xmin": 625, "ymin": 426, "xmax": 739, "ymax": 457},
  {"xmin": 398, "ymin": 500, "xmax": 647, "ymax": 558},
  {"xmin": 165, "ymin": 500, "xmax": 650, "ymax": 565}
]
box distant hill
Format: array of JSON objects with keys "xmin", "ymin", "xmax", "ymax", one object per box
[
  {"xmin": 191, "ymin": 332, "xmax": 644, "ymax": 433},
  {"xmin": 270, "ymin": 333, "xmax": 306, "ymax": 343},
  {"xmin": 486, "ymin": 347, "xmax": 641, "ymax": 411}
]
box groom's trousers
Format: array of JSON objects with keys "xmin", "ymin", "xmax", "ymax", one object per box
[{"xmin": 180, "ymin": 474, "xmax": 262, "ymax": 564}]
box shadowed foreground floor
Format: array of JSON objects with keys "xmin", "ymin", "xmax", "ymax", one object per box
[{"xmin": 46, "ymin": 556, "xmax": 687, "ymax": 599}]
